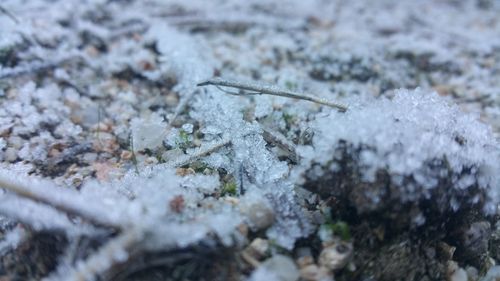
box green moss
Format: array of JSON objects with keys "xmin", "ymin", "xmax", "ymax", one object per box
[
  {"xmin": 282, "ymin": 112, "xmax": 297, "ymax": 130},
  {"xmin": 175, "ymin": 129, "xmax": 191, "ymax": 150},
  {"xmin": 325, "ymin": 221, "xmax": 351, "ymax": 241},
  {"xmin": 221, "ymin": 181, "xmax": 237, "ymax": 196}
]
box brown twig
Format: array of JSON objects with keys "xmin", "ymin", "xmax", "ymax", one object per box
[{"xmin": 197, "ymin": 78, "xmax": 348, "ymax": 112}]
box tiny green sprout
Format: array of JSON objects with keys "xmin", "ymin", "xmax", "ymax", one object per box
[
  {"xmin": 175, "ymin": 129, "xmax": 191, "ymax": 150},
  {"xmin": 282, "ymin": 112, "xmax": 296, "ymax": 127},
  {"xmin": 179, "ymin": 129, "xmax": 189, "ymax": 142},
  {"xmin": 327, "ymin": 221, "xmax": 351, "ymax": 241},
  {"xmin": 221, "ymin": 181, "xmax": 237, "ymax": 196}
]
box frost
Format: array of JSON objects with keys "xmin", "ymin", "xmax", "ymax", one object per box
[
  {"xmin": 181, "ymin": 123, "xmax": 194, "ymax": 134},
  {"xmin": 1, "ymin": 0, "xmax": 499, "ymax": 279},
  {"xmin": 151, "ymin": 25, "xmax": 313, "ymax": 248},
  {"xmin": 249, "ymin": 255, "xmax": 299, "ymax": 281},
  {"xmin": 130, "ymin": 113, "xmax": 167, "ymax": 152},
  {"xmin": 297, "ymin": 89, "xmax": 500, "ymax": 212},
  {"xmin": 0, "ymin": 225, "xmax": 26, "ymax": 255}
]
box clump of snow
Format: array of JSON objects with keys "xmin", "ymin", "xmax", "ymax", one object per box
[
  {"xmin": 150, "ymin": 23, "xmax": 312, "ymax": 248},
  {"xmin": 0, "ymin": 225, "xmax": 26, "ymax": 255},
  {"xmin": 249, "ymin": 255, "xmax": 300, "ymax": 281},
  {"xmin": 297, "ymin": 89, "xmax": 500, "ymax": 214},
  {"xmin": 79, "ymin": 165, "xmax": 241, "ymax": 250}
]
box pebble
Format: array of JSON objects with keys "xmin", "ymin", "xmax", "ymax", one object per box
[
  {"xmin": 82, "ymin": 152, "xmax": 98, "ymax": 163},
  {"xmin": 300, "ymin": 264, "xmax": 333, "ymax": 281},
  {"xmin": 296, "ymin": 247, "xmax": 314, "ymax": 268},
  {"xmin": 318, "ymin": 242, "xmax": 353, "ymax": 271},
  {"xmin": 261, "ymin": 255, "xmax": 300, "ymax": 281},
  {"xmin": 120, "ymin": 150, "xmax": 133, "ymax": 160},
  {"xmin": 4, "ymin": 147, "xmax": 18, "ymax": 162},
  {"xmin": 245, "ymin": 238, "xmax": 269, "ymax": 259},
  {"xmin": 239, "ymin": 200, "xmax": 275, "ymax": 230},
  {"xmin": 8, "ymin": 136, "xmax": 23, "ymax": 149}
]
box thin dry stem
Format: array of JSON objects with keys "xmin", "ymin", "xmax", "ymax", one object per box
[
  {"xmin": 261, "ymin": 127, "xmax": 298, "ymax": 163},
  {"xmin": 0, "ymin": 5, "xmax": 19, "ymax": 23},
  {"xmin": 0, "ymin": 172, "xmax": 121, "ymax": 228},
  {"xmin": 72, "ymin": 231, "xmax": 139, "ymax": 281},
  {"xmin": 164, "ymin": 138, "xmax": 231, "ymax": 168},
  {"xmin": 197, "ymin": 78, "xmax": 348, "ymax": 112}
]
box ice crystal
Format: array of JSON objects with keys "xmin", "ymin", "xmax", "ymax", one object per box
[{"xmin": 297, "ymin": 89, "xmax": 500, "ymax": 213}]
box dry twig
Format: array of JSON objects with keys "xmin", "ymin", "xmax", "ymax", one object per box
[
  {"xmin": 0, "ymin": 171, "xmax": 121, "ymax": 228},
  {"xmin": 197, "ymin": 78, "xmax": 348, "ymax": 112},
  {"xmin": 0, "ymin": 5, "xmax": 19, "ymax": 24}
]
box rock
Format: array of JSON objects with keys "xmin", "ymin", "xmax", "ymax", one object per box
[
  {"xmin": 296, "ymin": 247, "xmax": 314, "ymax": 268},
  {"xmin": 298, "ymin": 90, "xmax": 500, "ymax": 232},
  {"xmin": 452, "ymin": 221, "xmax": 491, "ymax": 267},
  {"xmin": 319, "ymin": 242, "xmax": 353, "ymax": 271},
  {"xmin": 300, "ymin": 264, "xmax": 333, "ymax": 281},
  {"xmin": 246, "ymin": 238, "xmax": 269, "ymax": 259},
  {"xmin": 239, "ymin": 193, "xmax": 275, "ymax": 231},
  {"xmin": 4, "ymin": 147, "xmax": 17, "ymax": 162},
  {"xmin": 249, "ymin": 254, "xmax": 300, "ymax": 281}
]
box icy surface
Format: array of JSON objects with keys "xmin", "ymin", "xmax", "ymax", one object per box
[
  {"xmin": 297, "ymin": 89, "xmax": 500, "ymax": 212},
  {"xmin": 0, "ymin": 0, "xmax": 500, "ymax": 279}
]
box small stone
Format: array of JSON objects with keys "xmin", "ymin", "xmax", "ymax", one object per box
[
  {"xmin": 261, "ymin": 255, "xmax": 300, "ymax": 281},
  {"xmin": 437, "ymin": 242, "xmax": 456, "ymax": 260},
  {"xmin": 175, "ymin": 167, "xmax": 195, "ymax": 176},
  {"xmin": 245, "ymin": 238, "xmax": 269, "ymax": 260},
  {"xmin": 161, "ymin": 148, "xmax": 184, "ymax": 162},
  {"xmin": 92, "ymin": 162, "xmax": 118, "ymax": 182},
  {"xmin": 93, "ymin": 132, "xmax": 119, "ymax": 154},
  {"xmin": 295, "ymin": 247, "xmax": 314, "ymax": 268},
  {"xmin": 70, "ymin": 174, "xmax": 84, "ymax": 187},
  {"xmin": 300, "ymin": 264, "xmax": 332, "ymax": 281},
  {"xmin": 239, "ymin": 200, "xmax": 275, "ymax": 231},
  {"xmin": 165, "ymin": 93, "xmax": 179, "ymax": 107},
  {"xmin": 8, "ymin": 136, "xmax": 23, "ymax": 149},
  {"xmin": 91, "ymin": 122, "xmax": 112, "ymax": 133},
  {"xmin": 237, "ymin": 223, "xmax": 249, "ymax": 237},
  {"xmin": 169, "ymin": 195, "xmax": 185, "ymax": 213},
  {"xmin": 120, "ymin": 150, "xmax": 133, "ymax": 160},
  {"xmin": 144, "ymin": 156, "xmax": 158, "ymax": 165},
  {"xmin": 297, "ymin": 256, "xmax": 315, "ymax": 268},
  {"xmin": 82, "ymin": 153, "xmax": 98, "ymax": 163},
  {"xmin": 224, "ymin": 196, "xmax": 240, "ymax": 205},
  {"xmin": 4, "ymin": 147, "xmax": 18, "ymax": 162},
  {"xmin": 318, "ymin": 242, "xmax": 353, "ymax": 271}
]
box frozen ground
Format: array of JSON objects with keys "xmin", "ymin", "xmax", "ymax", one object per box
[{"xmin": 0, "ymin": 0, "xmax": 500, "ymax": 280}]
